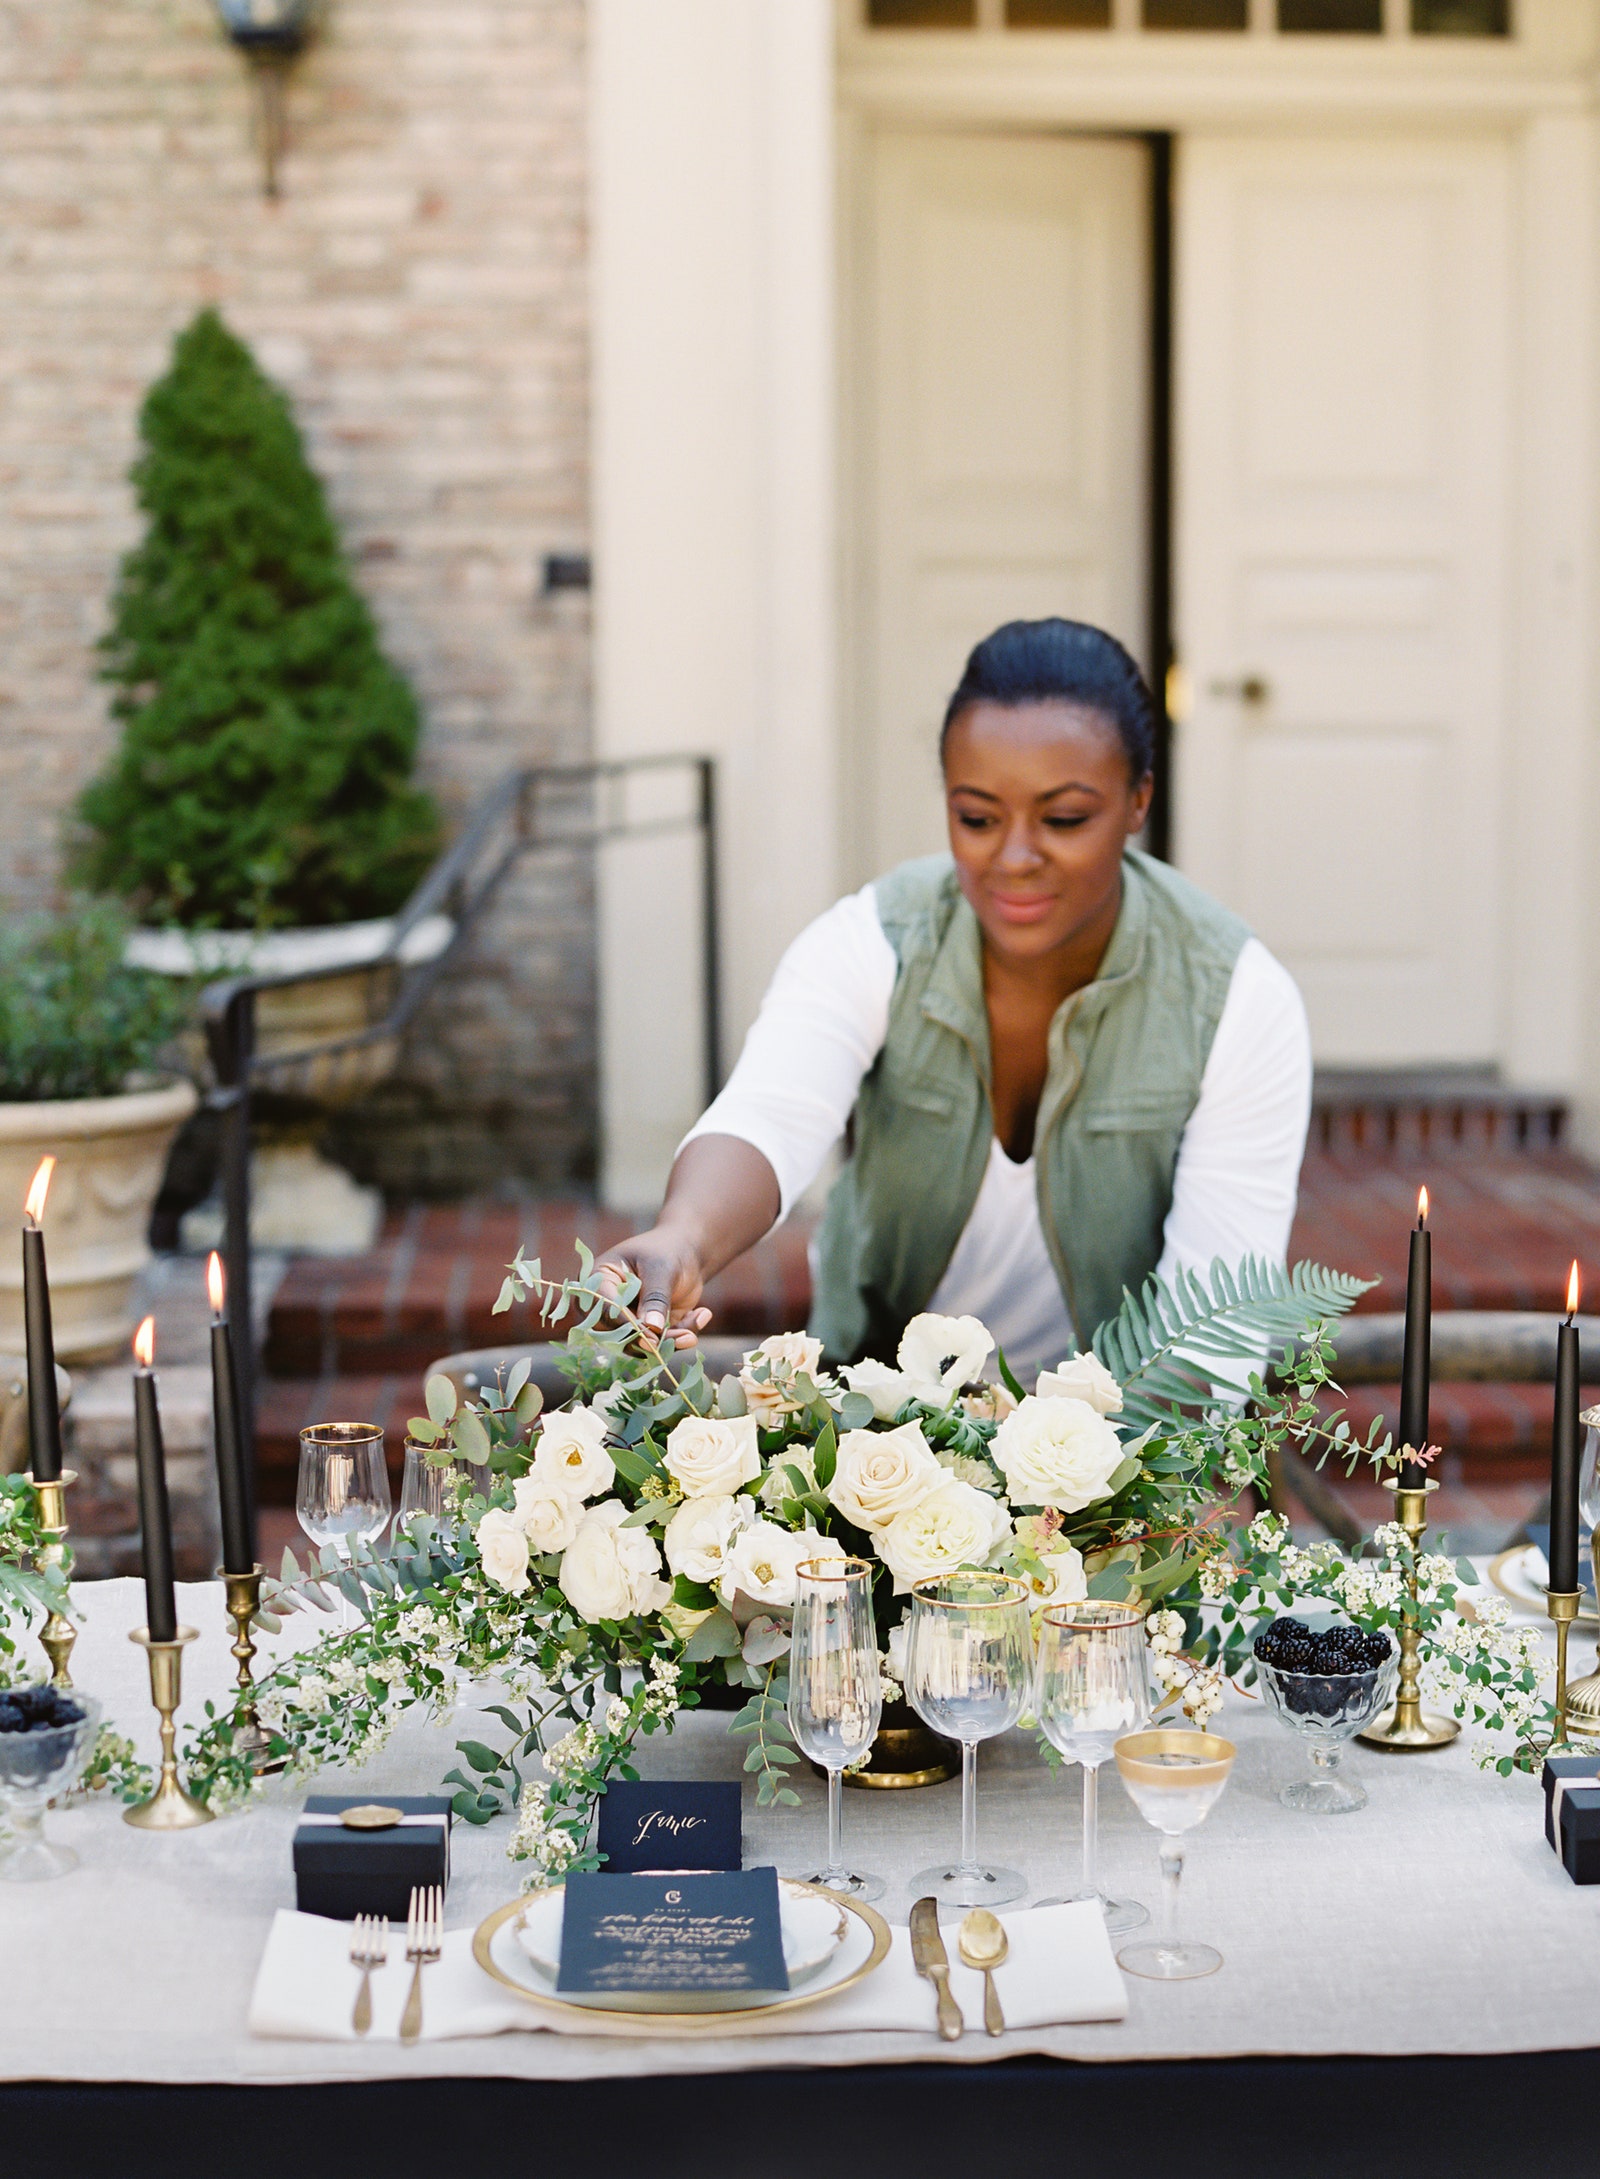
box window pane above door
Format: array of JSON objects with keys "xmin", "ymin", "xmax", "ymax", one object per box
[
  {"xmin": 1278, "ymin": 0, "xmax": 1382, "ymax": 28},
  {"xmin": 1142, "ymin": 0, "xmax": 1248, "ymax": 27},
  {"xmin": 866, "ymin": 0, "xmax": 976, "ymax": 24},
  {"xmin": 1411, "ymin": 0, "xmax": 1508, "ymax": 31},
  {"xmin": 1007, "ymin": 0, "xmax": 1113, "ymax": 21}
]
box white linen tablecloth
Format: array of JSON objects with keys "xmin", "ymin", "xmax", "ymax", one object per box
[{"xmin": 1, "ymin": 1574, "xmax": 1594, "ymax": 2086}]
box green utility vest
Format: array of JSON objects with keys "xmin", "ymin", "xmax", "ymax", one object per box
[{"xmin": 809, "ymin": 849, "xmax": 1249, "ymax": 1364}]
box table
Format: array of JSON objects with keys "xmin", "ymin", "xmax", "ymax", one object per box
[{"xmin": 5, "ymin": 1577, "xmax": 1599, "ymax": 2177}]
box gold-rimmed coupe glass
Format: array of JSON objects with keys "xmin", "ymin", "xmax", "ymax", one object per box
[
  {"xmin": 1113, "ymin": 1728, "xmax": 1236, "ymax": 1981},
  {"xmin": 298, "ymin": 1423, "xmax": 391, "ymax": 1626},
  {"xmin": 396, "ymin": 1435, "xmax": 468, "ymax": 1542},
  {"xmin": 1033, "ymin": 1601, "xmax": 1150, "ymax": 1933},
  {"xmin": 787, "ymin": 1556, "xmax": 885, "ymax": 1902},
  {"xmin": 904, "ymin": 1571, "xmax": 1033, "ymax": 1909}
]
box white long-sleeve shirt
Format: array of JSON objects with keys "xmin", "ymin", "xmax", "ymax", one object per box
[{"xmin": 683, "ymin": 882, "xmax": 1312, "ymax": 1379}]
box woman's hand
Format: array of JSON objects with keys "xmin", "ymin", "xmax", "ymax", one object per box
[
  {"xmin": 594, "ymin": 1135, "xmax": 784, "ymax": 1347},
  {"xmin": 595, "ymin": 1226, "xmax": 713, "ymax": 1345}
]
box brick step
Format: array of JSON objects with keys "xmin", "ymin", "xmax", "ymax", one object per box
[{"xmin": 1310, "ymin": 1070, "xmax": 1567, "ymax": 1156}]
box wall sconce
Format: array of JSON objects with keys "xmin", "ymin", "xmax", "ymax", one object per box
[{"xmin": 214, "ymin": 0, "xmax": 317, "ymax": 199}]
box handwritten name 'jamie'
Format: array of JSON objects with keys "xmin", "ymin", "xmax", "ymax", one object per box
[{"xmin": 630, "ymin": 1809, "xmax": 708, "ymax": 1848}]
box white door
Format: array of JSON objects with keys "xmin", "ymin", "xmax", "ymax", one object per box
[
  {"xmin": 1174, "ymin": 134, "xmax": 1512, "ymax": 1067},
  {"xmin": 852, "ymin": 131, "xmax": 1150, "ymax": 883}
]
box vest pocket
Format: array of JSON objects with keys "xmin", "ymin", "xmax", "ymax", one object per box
[{"xmin": 1077, "ymin": 1095, "xmax": 1194, "ymax": 1134}]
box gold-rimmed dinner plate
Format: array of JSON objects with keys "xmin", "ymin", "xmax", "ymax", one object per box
[
  {"xmin": 1489, "ymin": 1545, "xmax": 1600, "ymax": 1627},
  {"xmin": 472, "ymin": 1881, "xmax": 891, "ymax": 2036}
]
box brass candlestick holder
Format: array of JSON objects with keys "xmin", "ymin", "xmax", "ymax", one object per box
[
  {"xmin": 1548, "ymin": 1588, "xmax": 1583, "ymax": 1748},
  {"xmin": 124, "ymin": 1626, "xmax": 214, "ymax": 1830},
  {"xmin": 1358, "ymin": 1476, "xmax": 1461, "ymax": 1752},
  {"xmin": 24, "ymin": 1467, "xmax": 78, "ymax": 1688},
  {"xmin": 220, "ymin": 1563, "xmax": 283, "ymax": 1773},
  {"xmin": 1559, "ymin": 1632, "xmax": 1600, "ymax": 1742}
]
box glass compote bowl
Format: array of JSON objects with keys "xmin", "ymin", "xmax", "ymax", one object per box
[
  {"xmin": 0, "ymin": 1689, "xmax": 101, "ymax": 1882},
  {"xmin": 1255, "ymin": 1622, "xmax": 1396, "ymax": 1814},
  {"xmin": 1113, "ymin": 1728, "xmax": 1236, "ymax": 1981}
]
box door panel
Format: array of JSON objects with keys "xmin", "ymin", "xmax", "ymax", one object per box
[
  {"xmin": 1175, "ymin": 134, "xmax": 1511, "ymax": 1065},
  {"xmin": 855, "ymin": 131, "xmax": 1150, "ymax": 881}
]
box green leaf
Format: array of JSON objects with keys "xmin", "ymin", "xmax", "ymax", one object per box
[
  {"xmin": 1086, "ymin": 1563, "xmax": 1136, "ymax": 1601},
  {"xmin": 672, "ymin": 1576, "xmax": 716, "ymax": 1611},
  {"xmin": 813, "ymin": 1420, "xmax": 838, "ymax": 1493},
  {"xmin": 1455, "ymin": 1558, "xmax": 1478, "ymax": 1587},
  {"xmin": 457, "ymin": 1739, "xmax": 503, "ymax": 1774},
  {"xmin": 407, "ymin": 1417, "xmax": 445, "ymax": 1445},
  {"xmin": 995, "ymin": 1346, "xmax": 1026, "ymax": 1403},
  {"xmin": 425, "ymin": 1373, "xmax": 459, "ymax": 1425},
  {"xmin": 683, "ymin": 1607, "xmax": 744, "ymax": 1662},
  {"xmin": 836, "ymin": 1392, "xmax": 873, "ymax": 1432},
  {"xmin": 453, "ymin": 1406, "xmax": 491, "ymax": 1464}
]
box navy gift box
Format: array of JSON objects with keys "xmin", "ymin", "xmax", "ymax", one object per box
[
  {"xmin": 293, "ymin": 1794, "xmax": 452, "ymax": 1921},
  {"xmin": 1542, "ymin": 1754, "xmax": 1600, "ymax": 1882}
]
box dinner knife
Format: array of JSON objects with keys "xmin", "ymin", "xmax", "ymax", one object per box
[{"xmin": 909, "ymin": 1896, "xmax": 964, "ymax": 2041}]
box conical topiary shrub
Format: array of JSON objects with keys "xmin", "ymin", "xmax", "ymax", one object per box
[{"xmin": 74, "ymin": 308, "xmax": 441, "ymax": 930}]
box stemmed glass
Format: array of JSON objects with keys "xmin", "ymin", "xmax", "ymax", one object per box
[
  {"xmin": 787, "ymin": 1556, "xmax": 885, "ymax": 1902},
  {"xmin": 0, "ymin": 1692, "xmax": 101, "ymax": 1882},
  {"xmin": 1579, "ymin": 1407, "xmax": 1600, "ymax": 1601},
  {"xmin": 1033, "ymin": 1602, "xmax": 1150, "ymax": 1932},
  {"xmin": 298, "ymin": 1423, "xmax": 391, "ymax": 1626},
  {"xmin": 904, "ymin": 1571, "xmax": 1033, "ymax": 1909},
  {"xmin": 1113, "ymin": 1729, "xmax": 1236, "ymax": 1981},
  {"xmin": 396, "ymin": 1435, "xmax": 466, "ymax": 1543}
]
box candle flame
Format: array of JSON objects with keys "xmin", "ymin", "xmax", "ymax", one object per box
[
  {"xmin": 207, "ymin": 1250, "xmax": 226, "ymax": 1317},
  {"xmin": 1417, "ymin": 1185, "xmax": 1429, "ymax": 1226},
  {"xmin": 24, "ymin": 1156, "xmax": 55, "ymax": 1225},
  {"xmin": 1569, "ymin": 1261, "xmax": 1582, "ymax": 1318},
  {"xmin": 133, "ymin": 1315, "xmax": 155, "ymax": 1369}
]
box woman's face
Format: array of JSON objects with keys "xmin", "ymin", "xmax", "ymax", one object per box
[{"xmin": 943, "ymin": 699, "xmax": 1153, "ymax": 965}]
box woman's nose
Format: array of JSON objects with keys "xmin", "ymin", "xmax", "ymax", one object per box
[{"xmin": 994, "ymin": 822, "xmax": 1043, "ymax": 871}]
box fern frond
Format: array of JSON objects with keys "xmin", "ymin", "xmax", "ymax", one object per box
[{"xmin": 1091, "ymin": 1256, "xmax": 1374, "ymax": 1431}]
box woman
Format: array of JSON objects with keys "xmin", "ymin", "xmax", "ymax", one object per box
[{"xmin": 603, "ymin": 618, "xmax": 1311, "ymax": 1380}]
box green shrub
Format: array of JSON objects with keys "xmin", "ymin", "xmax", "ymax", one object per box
[
  {"xmin": 73, "ymin": 308, "xmax": 441, "ymax": 930},
  {"xmin": 0, "ymin": 902, "xmax": 194, "ymax": 1103}
]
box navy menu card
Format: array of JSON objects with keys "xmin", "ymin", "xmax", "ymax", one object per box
[
  {"xmin": 556, "ymin": 1868, "xmax": 789, "ymax": 1996},
  {"xmin": 596, "ymin": 1780, "xmax": 741, "ymax": 1873}
]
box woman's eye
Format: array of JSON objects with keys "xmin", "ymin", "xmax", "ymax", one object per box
[
  {"xmin": 953, "ymin": 810, "xmax": 995, "ymax": 830},
  {"xmin": 1044, "ymin": 813, "xmax": 1090, "ymax": 831}
]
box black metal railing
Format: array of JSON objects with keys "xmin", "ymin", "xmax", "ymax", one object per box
[{"xmin": 198, "ymin": 754, "xmax": 720, "ymax": 1556}]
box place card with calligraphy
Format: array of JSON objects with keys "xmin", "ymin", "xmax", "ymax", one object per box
[
  {"xmin": 556, "ymin": 1868, "xmax": 789, "ymax": 1996},
  {"xmin": 596, "ymin": 1780, "xmax": 741, "ymax": 1873}
]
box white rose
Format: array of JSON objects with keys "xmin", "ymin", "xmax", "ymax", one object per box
[
  {"xmin": 663, "ymin": 1413, "xmax": 761, "ymax": 1498},
  {"xmin": 740, "ymin": 1332, "xmax": 825, "ymax": 1422},
  {"xmin": 759, "ymin": 1445, "xmax": 816, "ymax": 1509},
  {"xmin": 991, "ymin": 1395, "xmax": 1126, "ymax": 1513},
  {"xmin": 1036, "ymin": 1351, "xmax": 1124, "ymax": 1418},
  {"xmin": 875, "ymin": 1481, "xmax": 1012, "ymax": 1594},
  {"xmin": 1024, "ymin": 1542, "xmax": 1088, "ymax": 1607},
  {"xmin": 840, "ymin": 1359, "xmax": 914, "ymax": 1421},
  {"xmin": 885, "ymin": 1618, "xmax": 909, "ymax": 1680},
  {"xmin": 718, "ymin": 1522, "xmax": 846, "ymax": 1609},
  {"xmin": 476, "ymin": 1506, "xmax": 531, "ymax": 1596},
  {"xmin": 558, "ymin": 1500, "xmax": 671, "ymax": 1623},
  {"xmin": 510, "ymin": 1475, "xmax": 583, "ymax": 1556},
  {"xmin": 532, "ymin": 1406, "xmax": 615, "ymax": 1501},
  {"xmin": 828, "ymin": 1419, "xmax": 944, "ymax": 1532},
  {"xmin": 663, "ymin": 1493, "xmax": 753, "ymax": 1587},
  {"xmin": 896, "ymin": 1313, "xmax": 995, "ymax": 1405}
]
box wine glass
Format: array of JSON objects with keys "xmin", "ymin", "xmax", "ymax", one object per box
[
  {"xmin": 1113, "ymin": 1728, "xmax": 1236, "ymax": 1981},
  {"xmin": 787, "ymin": 1556, "xmax": 885, "ymax": 1903},
  {"xmin": 1033, "ymin": 1601, "xmax": 1150, "ymax": 1931},
  {"xmin": 904, "ymin": 1571, "xmax": 1033, "ymax": 1909},
  {"xmin": 298, "ymin": 1423, "xmax": 391, "ymax": 1626},
  {"xmin": 1579, "ymin": 1407, "xmax": 1600, "ymax": 1604},
  {"xmin": 395, "ymin": 1435, "xmax": 466, "ymax": 1542}
]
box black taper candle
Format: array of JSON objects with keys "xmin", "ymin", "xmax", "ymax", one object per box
[
  {"xmin": 132, "ymin": 1322, "xmax": 178, "ymax": 1642},
  {"xmin": 1397, "ymin": 1191, "xmax": 1431, "ymax": 1491},
  {"xmin": 1551, "ymin": 1264, "xmax": 1582, "ymax": 1597},
  {"xmin": 209, "ymin": 1308, "xmax": 253, "ymax": 1576},
  {"xmin": 21, "ymin": 1222, "xmax": 63, "ymax": 1483}
]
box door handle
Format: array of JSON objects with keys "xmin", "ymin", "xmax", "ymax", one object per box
[{"xmin": 1208, "ymin": 674, "xmax": 1271, "ymax": 706}]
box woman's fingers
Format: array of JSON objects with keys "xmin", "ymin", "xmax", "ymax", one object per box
[{"xmin": 594, "ymin": 1234, "xmax": 705, "ymax": 1335}]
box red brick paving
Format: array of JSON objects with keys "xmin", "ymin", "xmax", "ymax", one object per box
[{"xmin": 257, "ymin": 1147, "xmax": 1600, "ymax": 1533}]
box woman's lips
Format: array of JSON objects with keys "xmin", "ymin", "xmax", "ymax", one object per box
[{"xmin": 987, "ymin": 891, "xmax": 1058, "ymax": 926}]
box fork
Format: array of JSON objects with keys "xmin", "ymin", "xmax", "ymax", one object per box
[
  {"xmin": 349, "ymin": 1914, "xmax": 387, "ymax": 2036},
  {"xmin": 399, "ymin": 1885, "xmax": 442, "ymax": 2044}
]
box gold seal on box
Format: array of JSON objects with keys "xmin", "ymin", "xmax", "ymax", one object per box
[{"xmin": 339, "ymin": 1803, "xmax": 404, "ymax": 1831}]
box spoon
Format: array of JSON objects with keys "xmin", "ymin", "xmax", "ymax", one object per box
[{"xmin": 957, "ymin": 1909, "xmax": 1008, "ymax": 2037}]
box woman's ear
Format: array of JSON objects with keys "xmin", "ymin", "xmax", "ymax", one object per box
[{"xmin": 1126, "ymin": 771, "xmax": 1155, "ymax": 837}]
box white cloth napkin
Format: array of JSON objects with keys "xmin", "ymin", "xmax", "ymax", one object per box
[{"xmin": 248, "ymin": 1900, "xmax": 1127, "ymax": 2043}]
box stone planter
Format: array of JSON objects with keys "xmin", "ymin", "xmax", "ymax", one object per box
[{"xmin": 0, "ymin": 1079, "xmax": 199, "ymax": 1362}]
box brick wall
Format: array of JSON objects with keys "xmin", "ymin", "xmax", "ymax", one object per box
[{"xmin": 0, "ymin": 0, "xmax": 596, "ymax": 1188}]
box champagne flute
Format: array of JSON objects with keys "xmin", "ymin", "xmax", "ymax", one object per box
[
  {"xmin": 1579, "ymin": 1406, "xmax": 1600, "ymax": 1602},
  {"xmin": 904, "ymin": 1571, "xmax": 1033, "ymax": 1909},
  {"xmin": 1033, "ymin": 1601, "xmax": 1150, "ymax": 1932},
  {"xmin": 1113, "ymin": 1729, "xmax": 1236, "ymax": 1981},
  {"xmin": 787, "ymin": 1556, "xmax": 885, "ymax": 1902},
  {"xmin": 298, "ymin": 1423, "xmax": 391, "ymax": 1627}
]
